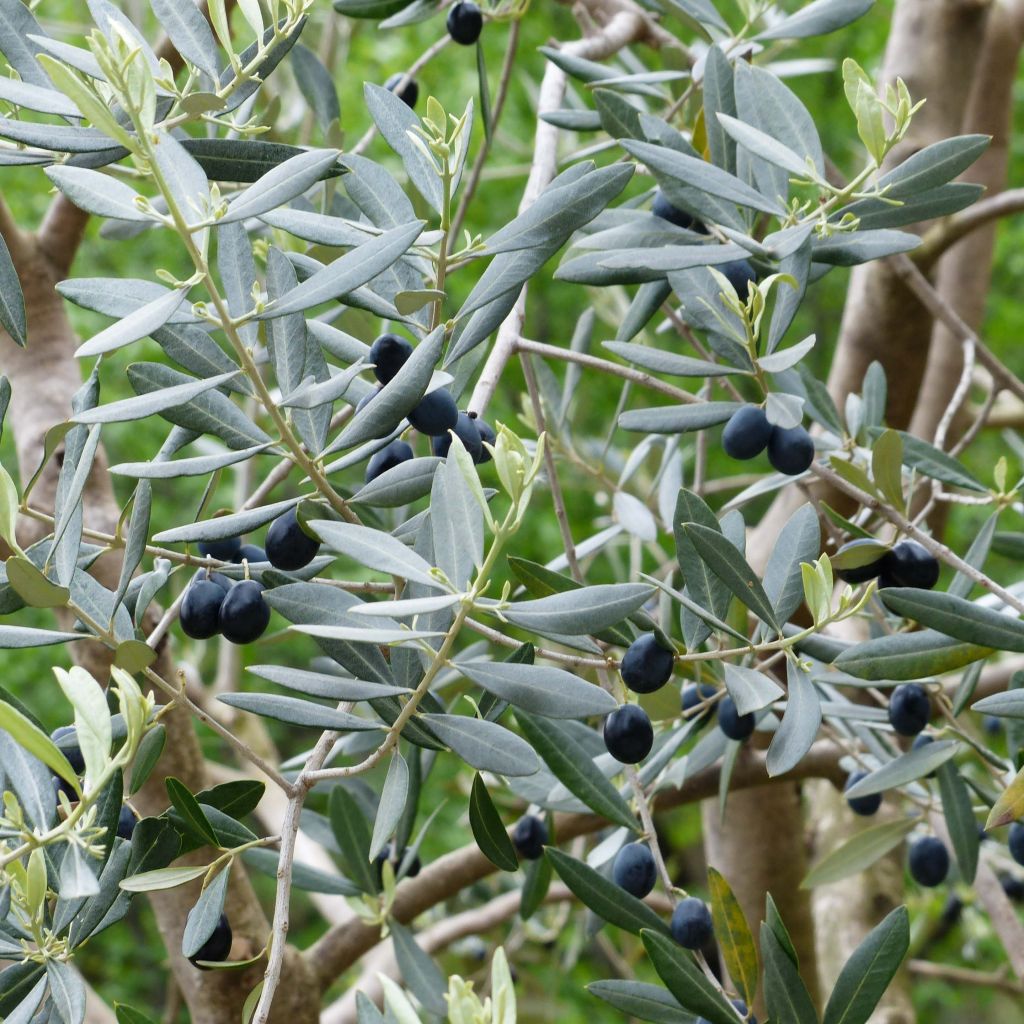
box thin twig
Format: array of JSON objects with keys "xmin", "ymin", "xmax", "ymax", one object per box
[
  {"xmin": 449, "ymin": 19, "xmax": 522, "ymax": 245},
  {"xmin": 516, "ymin": 336, "xmax": 701, "ymax": 403},
  {"xmin": 888, "ymin": 252, "xmax": 1024, "ymax": 408},
  {"xmin": 250, "ymin": 727, "xmax": 339, "ymax": 1024}
]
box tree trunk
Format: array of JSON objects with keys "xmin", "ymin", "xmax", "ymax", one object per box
[
  {"xmin": 702, "ymin": 779, "xmax": 819, "ymax": 1018},
  {"xmin": 908, "ymin": 0, "xmax": 1024, "ymax": 443},
  {"xmin": 807, "ymin": 781, "xmax": 915, "ymax": 1024},
  {"xmin": 827, "ymin": 0, "xmax": 993, "ymax": 429}
]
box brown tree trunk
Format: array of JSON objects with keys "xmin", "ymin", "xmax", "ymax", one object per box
[
  {"xmin": 827, "ymin": 0, "xmax": 993, "ymax": 430},
  {"xmin": 908, "ymin": 0, "xmax": 1024, "ymax": 443},
  {"xmin": 702, "ymin": 780, "xmax": 819, "ymax": 1017},
  {"xmin": 807, "ymin": 781, "xmax": 915, "ymax": 1024}
]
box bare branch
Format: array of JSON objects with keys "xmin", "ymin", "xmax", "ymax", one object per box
[
  {"xmin": 516, "ymin": 337, "xmax": 701, "ymax": 404},
  {"xmin": 917, "ymin": 187, "xmax": 1024, "ymax": 266}
]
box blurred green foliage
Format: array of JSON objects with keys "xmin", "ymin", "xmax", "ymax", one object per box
[{"xmin": 3, "ymin": 0, "xmax": 1023, "ymax": 1019}]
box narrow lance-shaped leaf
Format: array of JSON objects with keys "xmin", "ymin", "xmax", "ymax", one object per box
[
  {"xmin": 181, "ymin": 867, "xmax": 230, "ymax": 959},
  {"xmin": 937, "ymin": 760, "xmax": 979, "ymax": 883},
  {"xmin": 515, "ymin": 711, "xmax": 637, "ymax": 831},
  {"xmin": 641, "ymin": 929, "xmax": 743, "ymax": 1024},
  {"xmin": 707, "ymin": 867, "xmax": 758, "ymax": 1006},
  {"xmin": 822, "ymin": 906, "xmax": 909, "ymax": 1024},
  {"xmin": 766, "ymin": 661, "xmax": 821, "ymax": 777},
  {"xmin": 802, "ymin": 818, "xmax": 918, "ymax": 889},
  {"xmin": 682, "ymin": 523, "xmax": 781, "ymax": 630},
  {"xmin": 469, "ymin": 773, "xmax": 518, "ymax": 872},
  {"xmin": 369, "ymin": 751, "xmax": 409, "ymax": 861},
  {"xmin": 546, "ymin": 848, "xmax": 669, "ymax": 936}
]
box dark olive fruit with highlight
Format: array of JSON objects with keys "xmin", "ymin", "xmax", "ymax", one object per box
[
  {"xmin": 51, "ymin": 725, "xmax": 85, "ymax": 775},
  {"xmin": 366, "ymin": 440, "xmax": 415, "ymax": 484},
  {"xmin": 620, "ymin": 633, "xmax": 674, "ymax": 694},
  {"xmin": 189, "ymin": 913, "xmax": 232, "ymax": 969},
  {"xmin": 720, "ymin": 258, "xmax": 756, "ymax": 296},
  {"xmin": 651, "ymin": 189, "xmax": 700, "ymax": 231},
  {"xmin": 879, "ymin": 539, "xmax": 940, "ymax": 590},
  {"xmin": 408, "ymin": 389, "xmax": 459, "ymax": 436},
  {"xmin": 431, "ymin": 411, "xmax": 483, "ymax": 462},
  {"xmin": 193, "ymin": 568, "xmax": 232, "ymax": 594},
  {"xmin": 446, "ymin": 1, "xmax": 483, "ymax": 44},
  {"xmin": 718, "ymin": 695, "xmax": 755, "ymax": 741},
  {"xmin": 888, "ymin": 683, "xmax": 931, "ymax": 737},
  {"xmin": 908, "ymin": 836, "xmax": 950, "ymax": 887},
  {"xmin": 1009, "ymin": 822, "xmax": 1024, "ymax": 866},
  {"xmin": 834, "ymin": 538, "xmax": 889, "ymax": 584},
  {"xmin": 474, "ymin": 417, "xmax": 496, "ymax": 462},
  {"xmin": 219, "ymin": 580, "xmax": 271, "ymax": 645},
  {"xmin": 265, "ymin": 508, "xmax": 320, "ymax": 572},
  {"xmin": 234, "ymin": 544, "xmax": 266, "ymax": 564},
  {"xmin": 384, "ymin": 72, "xmax": 419, "ymax": 109},
  {"xmin": 681, "ymin": 682, "xmax": 717, "ymax": 718},
  {"xmin": 180, "ymin": 579, "xmax": 225, "ymax": 640},
  {"xmin": 844, "ymin": 770, "xmax": 882, "ymax": 817},
  {"xmin": 198, "ymin": 536, "xmax": 242, "ymax": 562},
  {"xmin": 355, "ymin": 386, "xmax": 381, "ymax": 416},
  {"xmin": 767, "ymin": 424, "xmax": 815, "ymax": 476},
  {"xmin": 116, "ymin": 805, "xmax": 138, "ymax": 840},
  {"xmin": 612, "ymin": 842, "xmax": 657, "ymax": 899},
  {"xmin": 374, "ymin": 844, "xmax": 421, "ymax": 884},
  {"xmin": 370, "ymin": 333, "xmax": 414, "ymax": 385},
  {"xmin": 512, "ymin": 815, "xmax": 548, "ymax": 860},
  {"xmin": 722, "ymin": 405, "xmax": 772, "ymax": 461},
  {"xmin": 670, "ymin": 897, "xmax": 713, "ymax": 949},
  {"xmin": 603, "ymin": 704, "xmax": 653, "ymax": 764}
]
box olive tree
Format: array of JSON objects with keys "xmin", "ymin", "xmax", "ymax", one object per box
[{"xmin": 0, "ymin": 0, "xmax": 1023, "ymax": 1022}]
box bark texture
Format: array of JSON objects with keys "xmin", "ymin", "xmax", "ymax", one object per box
[
  {"xmin": 828, "ymin": 0, "xmax": 993, "ymax": 430},
  {"xmin": 702, "ymin": 777, "xmax": 819, "ymax": 1018},
  {"xmin": 908, "ymin": 1, "xmax": 1024, "ymax": 442},
  {"xmin": 807, "ymin": 781, "xmax": 915, "ymax": 1024}
]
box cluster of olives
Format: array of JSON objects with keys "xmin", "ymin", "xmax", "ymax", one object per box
[
  {"xmin": 363, "ymin": 334, "xmax": 495, "ymax": 484},
  {"xmin": 722, "ymin": 404, "xmax": 815, "ymax": 477},
  {"xmin": 181, "ymin": 512, "xmax": 321, "ymax": 644},
  {"xmin": 842, "ymin": 685, "xmax": 1024, "ymax": 891},
  {"xmin": 603, "ymin": 634, "xmax": 758, "ymax": 768},
  {"xmin": 513, "ymin": 806, "xmax": 737, "ymax": 1018},
  {"xmin": 835, "ymin": 537, "xmax": 940, "ymax": 590}
]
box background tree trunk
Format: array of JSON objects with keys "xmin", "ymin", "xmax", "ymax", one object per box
[
  {"xmin": 701, "ymin": 779, "xmax": 819, "ymax": 1017},
  {"xmin": 908, "ymin": 0, "xmax": 1024, "ymax": 443}
]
